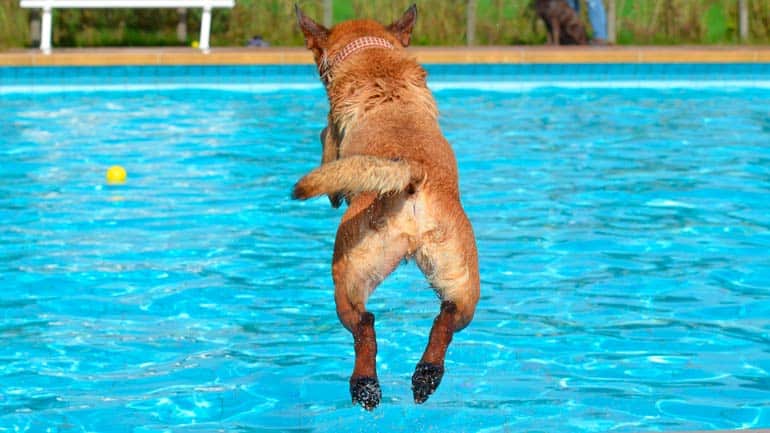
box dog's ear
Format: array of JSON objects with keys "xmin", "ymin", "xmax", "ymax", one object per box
[
  {"xmin": 295, "ymin": 4, "xmax": 330, "ymax": 52},
  {"xmin": 387, "ymin": 4, "xmax": 417, "ymax": 47}
]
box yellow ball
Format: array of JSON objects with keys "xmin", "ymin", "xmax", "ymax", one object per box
[
  {"xmin": 191, "ymin": 41, "xmax": 199, "ymax": 48},
  {"xmin": 106, "ymin": 165, "xmax": 127, "ymax": 184}
]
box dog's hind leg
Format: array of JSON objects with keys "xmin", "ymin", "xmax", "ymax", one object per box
[
  {"xmin": 333, "ymin": 264, "xmax": 382, "ymax": 410},
  {"xmin": 332, "ymin": 194, "xmax": 413, "ymax": 410},
  {"xmin": 412, "ymin": 205, "xmax": 480, "ymax": 404},
  {"xmin": 411, "ymin": 300, "xmax": 458, "ymax": 404},
  {"xmin": 346, "ymin": 307, "xmax": 380, "ymax": 410}
]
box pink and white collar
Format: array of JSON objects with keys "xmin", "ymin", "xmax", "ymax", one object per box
[{"xmin": 319, "ymin": 36, "xmax": 395, "ymax": 85}]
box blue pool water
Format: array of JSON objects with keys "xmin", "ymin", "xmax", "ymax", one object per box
[{"xmin": 1, "ymin": 65, "xmax": 770, "ymax": 432}]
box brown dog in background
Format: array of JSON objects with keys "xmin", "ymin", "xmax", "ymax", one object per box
[
  {"xmin": 535, "ymin": 0, "xmax": 588, "ymax": 45},
  {"xmin": 292, "ymin": 4, "xmax": 480, "ymax": 410}
]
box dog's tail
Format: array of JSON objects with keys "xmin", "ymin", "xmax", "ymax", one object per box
[{"xmin": 292, "ymin": 155, "xmax": 424, "ymax": 200}]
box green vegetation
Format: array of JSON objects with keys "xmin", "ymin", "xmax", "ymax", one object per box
[
  {"xmin": 0, "ymin": 0, "xmax": 29, "ymax": 49},
  {"xmin": 615, "ymin": 0, "xmax": 770, "ymax": 44},
  {"xmin": 1, "ymin": 0, "xmax": 770, "ymax": 49}
]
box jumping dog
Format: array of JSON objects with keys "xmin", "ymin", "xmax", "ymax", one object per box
[{"xmin": 292, "ymin": 4, "xmax": 480, "ymax": 410}]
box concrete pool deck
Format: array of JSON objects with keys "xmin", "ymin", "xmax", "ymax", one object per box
[{"xmin": 1, "ymin": 46, "xmax": 770, "ymax": 66}]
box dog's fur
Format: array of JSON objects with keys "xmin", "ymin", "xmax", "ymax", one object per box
[
  {"xmin": 535, "ymin": 0, "xmax": 588, "ymax": 45},
  {"xmin": 293, "ymin": 4, "xmax": 480, "ymax": 410}
]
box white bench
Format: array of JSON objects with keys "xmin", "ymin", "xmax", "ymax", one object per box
[{"xmin": 20, "ymin": 0, "xmax": 235, "ymax": 54}]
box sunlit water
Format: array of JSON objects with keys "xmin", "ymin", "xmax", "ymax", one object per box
[{"xmin": 1, "ymin": 67, "xmax": 769, "ymax": 432}]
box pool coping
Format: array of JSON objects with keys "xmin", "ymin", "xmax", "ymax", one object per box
[{"xmin": 2, "ymin": 46, "xmax": 770, "ymax": 66}]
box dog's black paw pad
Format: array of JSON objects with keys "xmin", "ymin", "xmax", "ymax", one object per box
[
  {"xmin": 411, "ymin": 362, "xmax": 444, "ymax": 404},
  {"xmin": 350, "ymin": 376, "xmax": 381, "ymax": 410}
]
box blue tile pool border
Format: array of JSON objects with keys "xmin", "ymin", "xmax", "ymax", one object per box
[{"xmin": 2, "ymin": 63, "xmax": 770, "ymax": 93}]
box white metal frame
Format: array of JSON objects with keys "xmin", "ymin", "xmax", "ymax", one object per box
[{"xmin": 20, "ymin": 0, "xmax": 235, "ymax": 54}]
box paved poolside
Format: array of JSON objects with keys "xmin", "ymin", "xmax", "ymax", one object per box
[{"xmin": 1, "ymin": 46, "xmax": 770, "ymax": 66}]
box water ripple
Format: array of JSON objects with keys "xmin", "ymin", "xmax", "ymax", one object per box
[{"xmin": 1, "ymin": 86, "xmax": 770, "ymax": 432}]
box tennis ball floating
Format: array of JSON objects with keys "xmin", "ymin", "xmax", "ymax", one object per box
[{"xmin": 106, "ymin": 165, "xmax": 127, "ymax": 184}]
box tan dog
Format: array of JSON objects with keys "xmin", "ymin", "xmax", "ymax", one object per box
[{"xmin": 292, "ymin": 4, "xmax": 480, "ymax": 410}]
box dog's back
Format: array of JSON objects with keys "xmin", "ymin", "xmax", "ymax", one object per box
[
  {"xmin": 535, "ymin": 0, "xmax": 588, "ymax": 45},
  {"xmin": 293, "ymin": 18, "xmax": 459, "ymax": 203}
]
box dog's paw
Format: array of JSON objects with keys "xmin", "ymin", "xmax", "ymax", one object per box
[
  {"xmin": 411, "ymin": 362, "xmax": 444, "ymax": 404},
  {"xmin": 350, "ymin": 376, "xmax": 381, "ymax": 410},
  {"xmin": 329, "ymin": 193, "xmax": 343, "ymax": 208}
]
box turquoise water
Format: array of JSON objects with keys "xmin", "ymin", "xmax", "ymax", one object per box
[{"xmin": 1, "ymin": 66, "xmax": 770, "ymax": 432}]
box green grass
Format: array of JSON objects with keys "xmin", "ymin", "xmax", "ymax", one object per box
[{"xmin": 2, "ymin": 0, "xmax": 770, "ymax": 49}]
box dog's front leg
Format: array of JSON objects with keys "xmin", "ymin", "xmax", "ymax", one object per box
[
  {"xmin": 320, "ymin": 123, "xmax": 338, "ymax": 166},
  {"xmin": 320, "ymin": 124, "xmax": 343, "ymax": 207}
]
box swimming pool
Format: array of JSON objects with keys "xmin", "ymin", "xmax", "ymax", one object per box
[{"xmin": 1, "ymin": 65, "xmax": 769, "ymax": 432}]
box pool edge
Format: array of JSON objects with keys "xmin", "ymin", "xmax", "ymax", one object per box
[{"xmin": 2, "ymin": 46, "xmax": 770, "ymax": 66}]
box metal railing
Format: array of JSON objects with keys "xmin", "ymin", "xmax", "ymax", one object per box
[{"xmin": 20, "ymin": 0, "xmax": 234, "ymax": 54}]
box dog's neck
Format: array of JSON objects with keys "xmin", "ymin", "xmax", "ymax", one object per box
[
  {"xmin": 322, "ymin": 37, "xmax": 438, "ymax": 140},
  {"xmin": 319, "ymin": 36, "xmax": 394, "ymax": 86}
]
